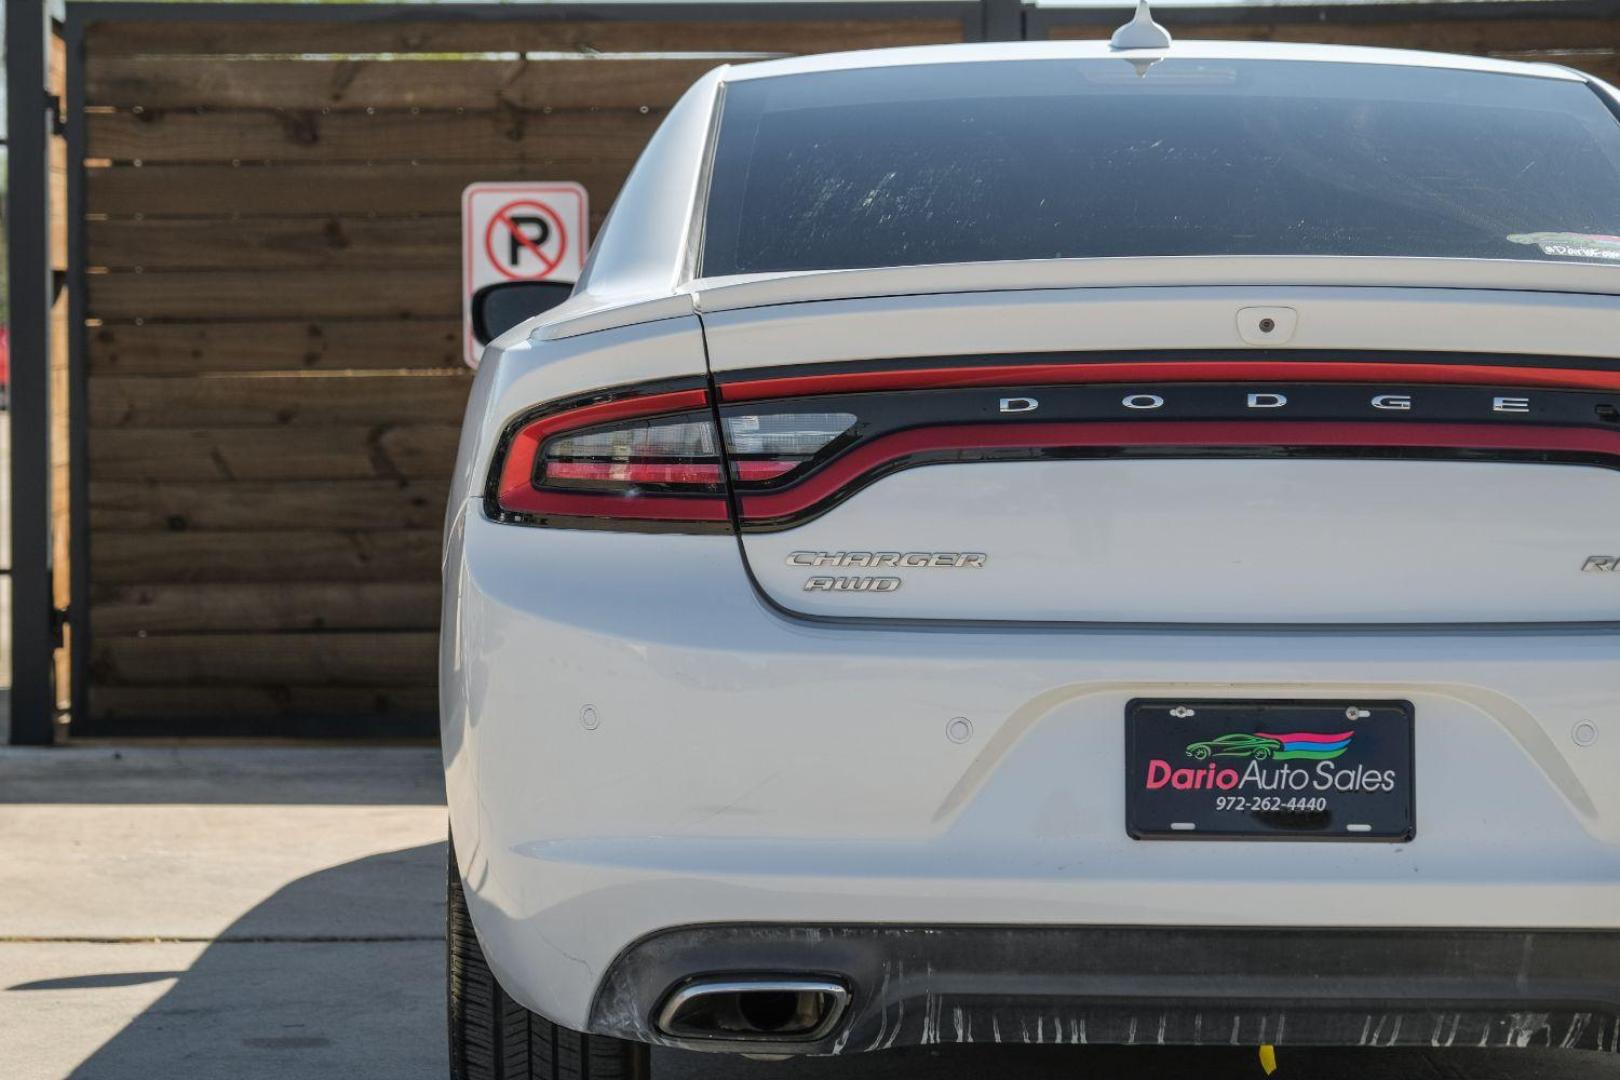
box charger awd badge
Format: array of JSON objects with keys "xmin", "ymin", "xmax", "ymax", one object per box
[
  {"xmin": 789, "ymin": 550, "xmax": 988, "ymax": 592},
  {"xmin": 804, "ymin": 576, "xmax": 902, "ymax": 593}
]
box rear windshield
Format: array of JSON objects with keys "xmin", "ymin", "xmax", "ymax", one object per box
[{"xmin": 699, "ymin": 59, "xmax": 1620, "ymax": 276}]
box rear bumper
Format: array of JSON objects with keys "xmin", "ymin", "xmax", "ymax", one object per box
[
  {"xmin": 591, "ymin": 925, "xmax": 1620, "ymax": 1055},
  {"xmin": 443, "ymin": 506, "xmax": 1620, "ymax": 1032}
]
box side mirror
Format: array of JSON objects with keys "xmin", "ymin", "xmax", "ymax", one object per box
[{"xmin": 471, "ymin": 281, "xmax": 575, "ymax": 346}]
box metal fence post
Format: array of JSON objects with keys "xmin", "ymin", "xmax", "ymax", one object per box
[
  {"xmin": 982, "ymin": 0, "xmax": 1023, "ymax": 40},
  {"xmin": 6, "ymin": 0, "xmax": 58, "ymax": 745}
]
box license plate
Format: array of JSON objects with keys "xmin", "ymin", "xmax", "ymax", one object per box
[{"xmin": 1126, "ymin": 699, "xmax": 1415, "ymax": 841}]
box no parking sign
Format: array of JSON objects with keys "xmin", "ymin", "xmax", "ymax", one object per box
[{"xmin": 462, "ymin": 182, "xmax": 588, "ymax": 366}]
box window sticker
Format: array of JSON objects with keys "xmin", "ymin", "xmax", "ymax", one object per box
[{"xmin": 1508, "ymin": 232, "xmax": 1620, "ymax": 261}]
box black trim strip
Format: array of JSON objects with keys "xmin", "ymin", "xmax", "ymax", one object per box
[
  {"xmin": 723, "ymin": 381, "xmax": 1620, "ymax": 531},
  {"xmin": 715, "ymin": 349, "xmax": 1620, "ymax": 388}
]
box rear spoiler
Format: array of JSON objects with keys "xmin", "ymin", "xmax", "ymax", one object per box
[
  {"xmin": 687, "ymin": 256, "xmax": 1620, "ymax": 315},
  {"xmin": 527, "ymin": 255, "xmax": 1620, "ymax": 343}
]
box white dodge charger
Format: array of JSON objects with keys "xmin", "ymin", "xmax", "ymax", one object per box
[{"xmin": 442, "ymin": 23, "xmax": 1620, "ymax": 1080}]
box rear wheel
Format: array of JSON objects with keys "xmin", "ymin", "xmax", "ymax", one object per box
[{"xmin": 448, "ymin": 842, "xmax": 651, "ymax": 1080}]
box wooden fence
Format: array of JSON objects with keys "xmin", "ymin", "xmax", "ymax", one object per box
[
  {"xmin": 1029, "ymin": 6, "xmax": 1620, "ymax": 82},
  {"xmin": 74, "ymin": 7, "xmax": 975, "ymax": 734},
  {"xmin": 67, "ymin": 1, "xmax": 1620, "ymax": 735}
]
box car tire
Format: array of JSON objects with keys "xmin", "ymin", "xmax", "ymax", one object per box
[{"xmin": 448, "ymin": 841, "xmax": 651, "ymax": 1080}]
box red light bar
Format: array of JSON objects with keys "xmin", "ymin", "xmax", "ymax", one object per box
[{"xmin": 719, "ymin": 360, "xmax": 1620, "ymax": 403}]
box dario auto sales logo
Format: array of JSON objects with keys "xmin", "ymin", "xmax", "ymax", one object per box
[
  {"xmin": 1146, "ymin": 730, "xmax": 1396, "ymax": 794},
  {"xmin": 1184, "ymin": 730, "xmax": 1353, "ymax": 762}
]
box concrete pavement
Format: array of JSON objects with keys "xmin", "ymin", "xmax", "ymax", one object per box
[
  {"xmin": 2, "ymin": 745, "xmax": 1617, "ymax": 1079},
  {"xmin": 0, "ymin": 747, "xmax": 445, "ymax": 1078}
]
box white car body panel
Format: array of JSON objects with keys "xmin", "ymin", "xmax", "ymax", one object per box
[
  {"xmin": 446, "ymin": 515, "xmax": 1620, "ymax": 1029},
  {"xmin": 743, "ymin": 458, "xmax": 1620, "ymax": 622},
  {"xmin": 516, "ymin": 68, "xmax": 722, "ymax": 341}
]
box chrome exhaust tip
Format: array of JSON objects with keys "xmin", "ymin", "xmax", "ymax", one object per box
[{"xmin": 655, "ymin": 976, "xmax": 850, "ymax": 1042}]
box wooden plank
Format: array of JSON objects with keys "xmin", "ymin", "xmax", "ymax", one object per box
[
  {"xmin": 90, "ymin": 371, "xmax": 471, "ymax": 428},
  {"xmin": 1047, "ymin": 17, "xmax": 1620, "ymax": 51},
  {"xmin": 88, "ymin": 319, "xmax": 463, "ymax": 374},
  {"xmin": 92, "ymin": 582, "xmax": 441, "ymax": 634},
  {"xmin": 90, "ymin": 425, "xmax": 461, "ymax": 481},
  {"xmin": 93, "ymin": 530, "xmax": 443, "ymax": 584},
  {"xmin": 91, "ymin": 216, "xmax": 462, "ymax": 271},
  {"xmin": 88, "ymin": 684, "xmax": 439, "ymax": 723},
  {"xmin": 83, "ymin": 17, "xmax": 965, "ymax": 58},
  {"xmin": 87, "ymin": 162, "xmax": 624, "ymax": 216},
  {"xmin": 90, "ymin": 631, "xmax": 439, "ymax": 685},
  {"xmin": 50, "ymin": 29, "xmax": 65, "ymax": 98},
  {"xmin": 88, "ymin": 106, "xmax": 661, "ymax": 165},
  {"xmin": 91, "ymin": 477, "xmax": 452, "ymax": 531},
  {"xmin": 90, "ymin": 214, "xmax": 607, "ymax": 272},
  {"xmin": 89, "ymin": 267, "xmax": 460, "ymax": 320},
  {"xmin": 50, "ymin": 146, "xmax": 69, "ymax": 270},
  {"xmin": 88, "ymin": 57, "xmax": 725, "ymax": 110}
]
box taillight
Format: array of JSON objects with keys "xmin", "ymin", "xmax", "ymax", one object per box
[
  {"xmin": 722, "ymin": 412, "xmax": 858, "ymax": 487},
  {"xmin": 540, "ymin": 416, "xmax": 723, "ymax": 492},
  {"xmin": 488, "ymin": 388, "xmax": 864, "ymax": 530},
  {"xmin": 489, "ymin": 387, "xmax": 730, "ymax": 528}
]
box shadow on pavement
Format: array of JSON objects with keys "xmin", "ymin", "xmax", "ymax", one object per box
[
  {"xmin": 11, "ymin": 972, "xmax": 186, "ymax": 991},
  {"xmin": 64, "ymin": 841, "xmax": 446, "ymax": 1080}
]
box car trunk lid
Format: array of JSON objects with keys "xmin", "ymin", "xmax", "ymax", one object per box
[{"xmin": 702, "ymin": 286, "xmax": 1620, "ymax": 624}]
